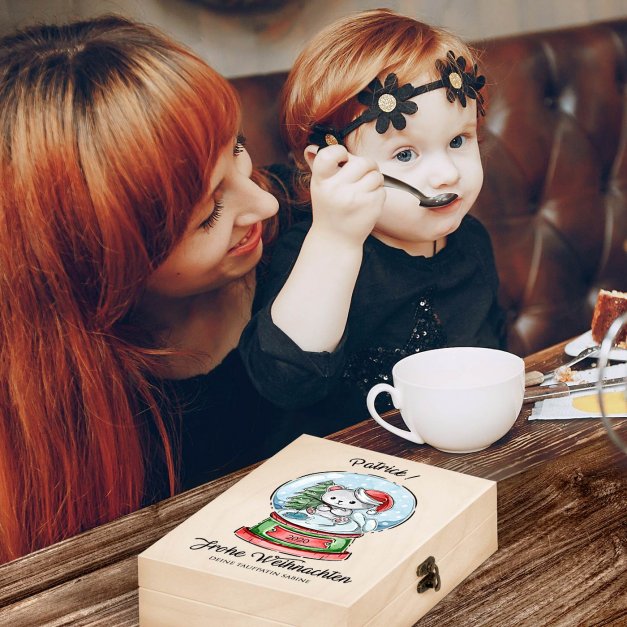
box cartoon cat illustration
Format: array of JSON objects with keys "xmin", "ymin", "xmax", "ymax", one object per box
[{"xmin": 307, "ymin": 485, "xmax": 393, "ymax": 532}]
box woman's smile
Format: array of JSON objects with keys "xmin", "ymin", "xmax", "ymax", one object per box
[{"xmin": 229, "ymin": 221, "xmax": 263, "ymax": 256}]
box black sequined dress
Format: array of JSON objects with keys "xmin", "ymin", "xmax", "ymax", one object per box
[{"xmin": 240, "ymin": 209, "xmax": 506, "ymax": 441}]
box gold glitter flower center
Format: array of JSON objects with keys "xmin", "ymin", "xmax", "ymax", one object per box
[
  {"xmin": 449, "ymin": 72, "xmax": 463, "ymax": 89},
  {"xmin": 378, "ymin": 93, "xmax": 397, "ymax": 113},
  {"xmin": 325, "ymin": 134, "xmax": 338, "ymax": 145}
]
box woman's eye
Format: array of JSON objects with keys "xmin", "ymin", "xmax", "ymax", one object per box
[
  {"xmin": 394, "ymin": 148, "xmax": 416, "ymax": 163},
  {"xmin": 199, "ymin": 200, "xmax": 223, "ymax": 231},
  {"xmin": 233, "ymin": 134, "xmax": 247, "ymax": 156},
  {"xmin": 450, "ymin": 135, "xmax": 465, "ymax": 149}
]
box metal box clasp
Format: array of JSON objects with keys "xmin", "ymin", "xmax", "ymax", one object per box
[{"xmin": 416, "ymin": 555, "xmax": 441, "ymax": 593}]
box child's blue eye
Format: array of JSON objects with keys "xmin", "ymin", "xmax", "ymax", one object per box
[
  {"xmin": 450, "ymin": 135, "xmax": 464, "ymax": 148},
  {"xmin": 394, "ymin": 148, "xmax": 416, "ymax": 163}
]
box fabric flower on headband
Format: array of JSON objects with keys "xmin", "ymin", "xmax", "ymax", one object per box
[
  {"xmin": 435, "ymin": 51, "xmax": 486, "ymax": 116},
  {"xmin": 307, "ymin": 51, "xmax": 486, "ymax": 148},
  {"xmin": 355, "ymin": 73, "xmax": 418, "ymax": 134}
]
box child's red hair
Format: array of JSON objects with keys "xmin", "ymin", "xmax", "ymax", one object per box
[{"xmin": 281, "ymin": 8, "xmax": 486, "ymax": 202}]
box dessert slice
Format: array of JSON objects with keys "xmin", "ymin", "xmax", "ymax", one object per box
[{"xmin": 591, "ymin": 289, "xmax": 627, "ymax": 347}]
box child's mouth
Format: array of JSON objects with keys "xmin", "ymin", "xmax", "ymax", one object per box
[{"xmin": 427, "ymin": 197, "xmax": 460, "ymax": 212}]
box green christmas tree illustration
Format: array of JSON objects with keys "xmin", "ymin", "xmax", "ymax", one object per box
[{"xmin": 284, "ymin": 480, "xmax": 334, "ymax": 511}]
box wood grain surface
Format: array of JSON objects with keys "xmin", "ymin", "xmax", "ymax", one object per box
[
  {"xmin": 418, "ymin": 429, "xmax": 627, "ymax": 627},
  {"xmin": 0, "ymin": 340, "xmax": 625, "ymax": 626}
]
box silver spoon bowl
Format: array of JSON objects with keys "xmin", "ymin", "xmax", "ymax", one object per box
[{"xmin": 382, "ymin": 174, "xmax": 458, "ymax": 207}]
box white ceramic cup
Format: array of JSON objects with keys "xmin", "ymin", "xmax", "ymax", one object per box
[{"xmin": 366, "ymin": 347, "xmax": 525, "ymax": 453}]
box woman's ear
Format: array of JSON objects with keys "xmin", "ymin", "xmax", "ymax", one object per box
[{"xmin": 303, "ymin": 145, "xmax": 319, "ymax": 171}]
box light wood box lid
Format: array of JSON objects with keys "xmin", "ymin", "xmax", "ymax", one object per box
[{"xmin": 139, "ymin": 435, "xmax": 496, "ymax": 625}]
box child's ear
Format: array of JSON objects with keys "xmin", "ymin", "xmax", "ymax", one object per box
[{"xmin": 303, "ymin": 145, "xmax": 319, "ymax": 171}]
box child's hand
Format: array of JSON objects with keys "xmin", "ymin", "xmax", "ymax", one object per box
[
  {"xmin": 270, "ymin": 144, "xmax": 383, "ymax": 352},
  {"xmin": 309, "ymin": 144, "xmax": 384, "ymax": 247}
]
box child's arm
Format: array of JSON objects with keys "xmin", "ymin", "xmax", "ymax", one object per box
[{"xmin": 269, "ymin": 144, "xmax": 384, "ymax": 352}]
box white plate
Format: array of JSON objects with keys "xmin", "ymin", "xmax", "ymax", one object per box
[{"xmin": 564, "ymin": 329, "xmax": 627, "ymax": 361}]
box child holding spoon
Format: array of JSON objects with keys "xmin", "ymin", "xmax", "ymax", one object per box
[{"xmin": 240, "ymin": 9, "xmax": 506, "ymax": 434}]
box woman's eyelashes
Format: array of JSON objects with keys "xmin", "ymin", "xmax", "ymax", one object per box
[
  {"xmin": 199, "ymin": 199, "xmax": 223, "ymax": 231},
  {"xmin": 198, "ymin": 134, "xmax": 247, "ymax": 232},
  {"xmin": 233, "ymin": 134, "xmax": 247, "ymax": 156}
]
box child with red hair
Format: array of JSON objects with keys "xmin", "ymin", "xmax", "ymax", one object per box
[{"xmin": 241, "ymin": 9, "xmax": 505, "ymax": 433}]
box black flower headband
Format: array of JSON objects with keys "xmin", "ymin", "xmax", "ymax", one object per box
[{"xmin": 309, "ymin": 51, "xmax": 486, "ymax": 148}]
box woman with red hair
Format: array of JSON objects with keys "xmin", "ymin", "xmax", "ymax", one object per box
[{"xmin": 0, "ymin": 15, "xmax": 279, "ymax": 562}]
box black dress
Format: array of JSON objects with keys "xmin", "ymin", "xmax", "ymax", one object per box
[
  {"xmin": 240, "ymin": 208, "xmax": 506, "ymax": 437},
  {"xmin": 142, "ymin": 349, "xmax": 283, "ymax": 505}
]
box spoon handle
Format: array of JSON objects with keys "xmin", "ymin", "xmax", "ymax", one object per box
[
  {"xmin": 382, "ymin": 174, "xmax": 457, "ymax": 207},
  {"xmin": 382, "ymin": 174, "xmax": 428, "ymax": 202},
  {"xmin": 548, "ymin": 345, "xmax": 601, "ymax": 381}
]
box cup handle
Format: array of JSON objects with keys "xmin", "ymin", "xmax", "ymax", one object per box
[{"xmin": 366, "ymin": 383, "xmax": 424, "ymax": 444}]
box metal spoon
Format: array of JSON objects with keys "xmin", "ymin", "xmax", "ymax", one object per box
[
  {"xmin": 525, "ymin": 345, "xmax": 603, "ymax": 387},
  {"xmin": 382, "ymin": 174, "xmax": 458, "ymax": 207},
  {"xmin": 548, "ymin": 345, "xmax": 601, "ymax": 382}
]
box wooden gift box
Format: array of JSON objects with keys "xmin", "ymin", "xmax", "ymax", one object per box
[{"xmin": 138, "ymin": 435, "xmax": 497, "ymax": 626}]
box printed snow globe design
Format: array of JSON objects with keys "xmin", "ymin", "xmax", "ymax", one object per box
[{"xmin": 235, "ymin": 471, "xmax": 417, "ymax": 561}]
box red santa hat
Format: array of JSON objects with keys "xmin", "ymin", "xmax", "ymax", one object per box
[{"xmin": 354, "ymin": 488, "xmax": 394, "ymax": 514}]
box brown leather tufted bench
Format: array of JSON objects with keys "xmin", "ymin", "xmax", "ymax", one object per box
[{"xmin": 232, "ymin": 19, "xmax": 627, "ymax": 356}]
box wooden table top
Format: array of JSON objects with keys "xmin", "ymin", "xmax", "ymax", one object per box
[{"xmin": 1, "ymin": 340, "xmax": 625, "ymax": 626}]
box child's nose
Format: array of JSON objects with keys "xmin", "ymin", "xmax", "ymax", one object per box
[{"xmin": 426, "ymin": 153, "xmax": 460, "ymax": 190}]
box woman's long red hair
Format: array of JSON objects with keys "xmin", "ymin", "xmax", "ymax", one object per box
[{"xmin": 0, "ymin": 16, "xmax": 240, "ymax": 562}]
